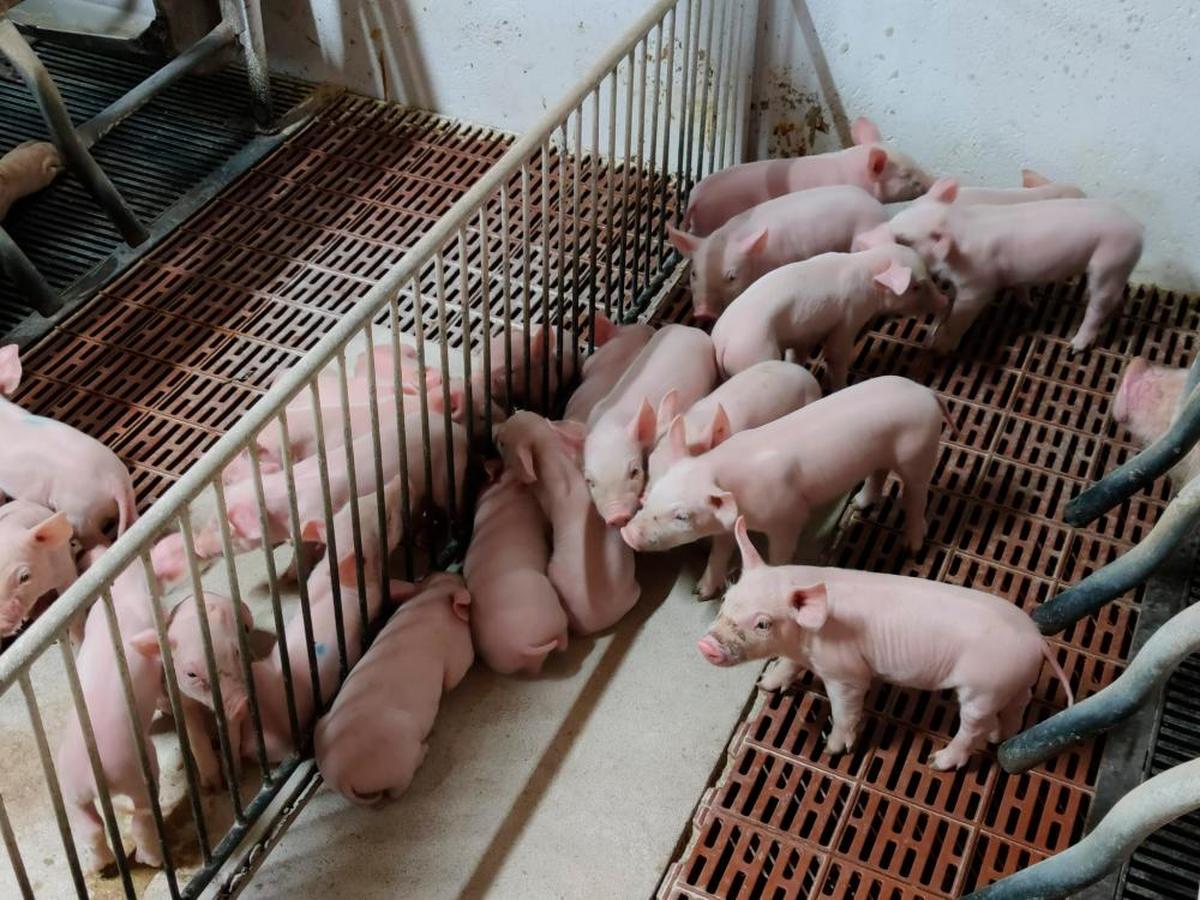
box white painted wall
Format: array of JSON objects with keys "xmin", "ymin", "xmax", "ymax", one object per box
[{"xmin": 263, "ymin": 0, "xmax": 1199, "ymax": 290}]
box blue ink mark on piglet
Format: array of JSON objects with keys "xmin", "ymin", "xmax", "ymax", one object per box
[{"xmin": 314, "ymin": 642, "xmax": 326, "ymax": 657}]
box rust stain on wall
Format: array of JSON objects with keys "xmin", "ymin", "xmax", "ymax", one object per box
[{"xmin": 761, "ymin": 66, "xmax": 828, "ymax": 158}]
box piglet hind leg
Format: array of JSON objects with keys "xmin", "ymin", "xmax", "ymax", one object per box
[
  {"xmin": 930, "ymin": 689, "xmax": 1000, "ymax": 770},
  {"xmin": 69, "ymin": 800, "xmax": 116, "ymax": 873},
  {"xmin": 929, "ymin": 288, "xmax": 992, "ymax": 355},
  {"xmin": 696, "ymin": 534, "xmax": 734, "ymax": 600},
  {"xmin": 990, "ymin": 687, "xmax": 1032, "ymax": 743},
  {"xmin": 824, "ymin": 678, "xmax": 869, "ymax": 755},
  {"xmin": 1070, "ymin": 267, "xmax": 1131, "ymax": 354},
  {"xmin": 853, "ymin": 470, "xmax": 887, "ymax": 510}
]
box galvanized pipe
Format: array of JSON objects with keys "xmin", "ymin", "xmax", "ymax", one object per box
[
  {"xmin": 0, "ymin": 19, "xmax": 148, "ymax": 246},
  {"xmin": 1002, "ymin": 602, "xmax": 1200, "ymax": 772},
  {"xmin": 965, "ymin": 757, "xmax": 1200, "ymax": 900},
  {"xmin": 1035, "ymin": 473, "xmax": 1200, "ymax": 634},
  {"xmin": 0, "ymin": 792, "xmax": 33, "ymax": 900},
  {"xmin": 0, "ymin": 225, "xmax": 60, "ymax": 317},
  {"xmin": 220, "ymin": 0, "xmax": 274, "ymax": 126}
]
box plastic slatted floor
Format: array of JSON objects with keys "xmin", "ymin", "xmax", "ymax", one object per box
[{"xmin": 660, "ymin": 283, "xmax": 1199, "ymax": 898}]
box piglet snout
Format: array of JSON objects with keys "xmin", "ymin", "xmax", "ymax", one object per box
[
  {"xmin": 697, "ymin": 635, "xmax": 730, "ymax": 666},
  {"xmin": 604, "ymin": 509, "xmax": 632, "ymax": 527}
]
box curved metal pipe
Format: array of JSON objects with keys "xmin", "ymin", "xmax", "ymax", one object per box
[
  {"xmin": 964, "ymin": 757, "xmax": 1200, "ymax": 899},
  {"xmin": 0, "ymin": 225, "xmax": 58, "ymax": 316},
  {"xmin": 1034, "ymin": 473, "xmax": 1200, "ymax": 634},
  {"xmin": 1002, "ymin": 602, "xmax": 1200, "ymax": 772},
  {"xmin": 1065, "ymin": 373, "xmax": 1200, "ymax": 526}
]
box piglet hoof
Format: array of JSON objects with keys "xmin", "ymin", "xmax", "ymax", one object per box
[
  {"xmin": 756, "ymin": 668, "xmax": 792, "ymax": 694},
  {"xmin": 694, "ymin": 575, "xmax": 723, "ymax": 601},
  {"xmin": 1067, "ymin": 337, "xmax": 1092, "ymax": 356},
  {"xmin": 84, "ymin": 844, "xmax": 117, "ymax": 875},
  {"xmin": 134, "ymin": 845, "xmax": 163, "ymax": 869},
  {"xmin": 851, "ymin": 489, "xmax": 875, "ymax": 511},
  {"xmin": 825, "ymin": 728, "xmax": 856, "ymax": 755},
  {"xmin": 929, "ymin": 745, "xmax": 970, "ymax": 771}
]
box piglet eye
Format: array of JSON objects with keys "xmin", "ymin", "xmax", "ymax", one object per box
[
  {"xmin": 724, "ymin": 271, "xmax": 736, "ymax": 282},
  {"xmin": 754, "ymin": 616, "xmax": 771, "ymax": 632},
  {"xmin": 673, "ymin": 511, "xmax": 689, "ymax": 522},
  {"xmin": 18, "ymin": 571, "xmax": 30, "ymax": 585},
  {"xmin": 629, "ymin": 465, "xmax": 641, "ymax": 478},
  {"xmin": 186, "ymin": 671, "xmax": 197, "ymax": 679}
]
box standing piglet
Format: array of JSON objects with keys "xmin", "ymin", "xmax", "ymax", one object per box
[
  {"xmin": 583, "ymin": 324, "xmax": 717, "ymax": 525},
  {"xmin": 698, "ymin": 518, "xmax": 1074, "ymax": 770},
  {"xmin": 712, "ymin": 246, "xmax": 949, "ymax": 388},
  {"xmin": 497, "ymin": 412, "xmax": 639, "ymax": 634},
  {"xmin": 682, "ymin": 117, "xmax": 930, "ymax": 236},
  {"xmin": 647, "ymin": 361, "xmax": 822, "ymax": 484},
  {"xmin": 669, "ymin": 186, "xmax": 889, "ymax": 320},
  {"xmin": 314, "ymin": 572, "xmax": 473, "ymax": 806},
  {"xmin": 0, "ymin": 345, "xmax": 137, "ymax": 548},
  {"xmin": 0, "ymin": 501, "xmax": 76, "ymax": 635},
  {"xmin": 1112, "ymin": 357, "xmax": 1197, "ymax": 492},
  {"xmin": 464, "ymin": 468, "xmax": 568, "ymax": 674},
  {"xmin": 888, "ymin": 179, "xmax": 1143, "ymax": 353},
  {"xmin": 563, "ymin": 322, "xmax": 655, "ymax": 424},
  {"xmin": 622, "ymin": 376, "xmax": 948, "ymax": 597}
]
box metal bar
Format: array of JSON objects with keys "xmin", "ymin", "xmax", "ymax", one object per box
[
  {"xmin": 499, "ymin": 186, "xmax": 516, "ymax": 417},
  {"xmin": 604, "ymin": 67, "xmax": 618, "ymax": 320},
  {"xmin": 657, "ymin": 7, "xmax": 677, "ymax": 269},
  {"xmin": 434, "ymin": 254, "xmax": 458, "ymax": 521},
  {"xmin": 386, "ymin": 300, "xmax": 416, "ymax": 580},
  {"xmin": 964, "ymin": 757, "xmax": 1200, "ymax": 900},
  {"xmin": 19, "ymin": 673, "xmax": 88, "ymax": 897},
  {"xmin": 716, "ymin": 1, "xmax": 736, "ymax": 169},
  {"xmin": 0, "ymin": 224, "xmax": 60, "ymax": 317},
  {"xmin": 0, "ymin": 792, "xmax": 34, "ymax": 900},
  {"xmin": 696, "ymin": 0, "xmax": 717, "ymax": 182},
  {"xmin": 540, "ymin": 142, "xmax": 553, "ymax": 411},
  {"xmin": 0, "ymin": 0, "xmax": 682, "ymax": 696},
  {"xmin": 571, "ymin": 108, "xmax": 583, "ymax": 366},
  {"xmin": 1065, "ymin": 380, "xmax": 1200, "ymax": 526},
  {"xmin": 76, "ymin": 22, "xmax": 238, "ymax": 148},
  {"xmin": 361, "ymin": 322, "xmax": 391, "ymax": 602},
  {"xmin": 555, "ymin": 123, "xmax": 568, "ymax": 401},
  {"xmin": 1035, "ymin": 473, "xmax": 1200, "ymax": 634},
  {"xmin": 0, "ymin": 19, "xmax": 148, "ymax": 246},
  {"xmin": 410, "ymin": 274, "xmax": 437, "ymax": 556},
  {"xmin": 588, "ymin": 85, "xmax": 602, "ymax": 340},
  {"xmin": 646, "ymin": 20, "xmax": 664, "ymax": 282},
  {"xmin": 707, "ymin": 0, "xmax": 731, "ymax": 178},
  {"xmin": 683, "ymin": 0, "xmax": 704, "ymax": 205},
  {"xmin": 521, "ymin": 162, "xmax": 533, "ymax": 405},
  {"xmin": 1001, "ymin": 601, "xmax": 1200, "ymax": 772},
  {"xmin": 457, "ymin": 228, "xmax": 477, "ymax": 449},
  {"xmin": 220, "ymin": 0, "xmax": 274, "ymax": 125},
  {"xmin": 306, "ymin": 387, "xmax": 350, "ymax": 678},
  {"xmin": 675, "ymin": 0, "xmax": 696, "ymax": 217},
  {"xmin": 478, "ymin": 206, "xmax": 495, "ymax": 447},
  {"xmin": 631, "ymin": 40, "xmax": 648, "ymax": 299},
  {"xmin": 56, "ymin": 639, "xmax": 139, "ymax": 898},
  {"xmin": 334, "ymin": 351, "xmax": 370, "ymax": 641}
]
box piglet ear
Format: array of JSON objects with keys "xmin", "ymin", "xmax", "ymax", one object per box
[
  {"xmin": 300, "ymin": 519, "xmax": 326, "ymax": 544},
  {"xmin": 450, "ymin": 587, "xmax": 471, "ymax": 623},
  {"xmin": 1021, "ymin": 168, "xmax": 1050, "ymax": 188},
  {"xmin": 866, "ymin": 147, "xmax": 888, "ymax": 179},
  {"xmin": 705, "ymin": 404, "xmax": 732, "ymax": 450},
  {"xmin": 850, "ymin": 116, "xmax": 882, "ymax": 145},
  {"xmin": 129, "ymin": 629, "xmax": 162, "ymax": 660},
  {"xmin": 29, "ymin": 511, "xmax": 73, "ymax": 548},
  {"xmin": 1113, "ymin": 357, "xmax": 1150, "ymax": 423},
  {"xmin": 665, "ymin": 415, "xmax": 690, "ymax": 465},
  {"xmin": 926, "ymin": 177, "xmax": 959, "ymax": 204},
  {"xmin": 740, "ymin": 227, "xmax": 769, "ymax": 258},
  {"xmin": 550, "ymin": 420, "xmax": 586, "ymax": 457},
  {"xmin": 656, "ymin": 389, "xmax": 680, "ymax": 437},
  {"xmin": 789, "ymin": 583, "xmax": 830, "ymax": 630},
  {"xmin": 337, "ymin": 552, "xmax": 360, "ymax": 588},
  {"xmin": 709, "ymin": 490, "xmax": 740, "ymax": 531},
  {"xmin": 628, "ymin": 397, "xmax": 658, "ymax": 448},
  {"xmin": 0, "ymin": 345, "xmax": 21, "ymax": 396},
  {"xmin": 237, "ymin": 602, "xmax": 254, "ymax": 631},
  {"xmin": 873, "ymin": 261, "xmax": 912, "ymax": 296},
  {"xmin": 592, "ymin": 313, "xmax": 617, "ymax": 347},
  {"xmin": 515, "ymin": 443, "xmax": 538, "ymax": 485},
  {"xmin": 733, "ymin": 515, "xmax": 761, "ymax": 569},
  {"xmin": 667, "ymin": 224, "xmax": 701, "ymax": 257}
]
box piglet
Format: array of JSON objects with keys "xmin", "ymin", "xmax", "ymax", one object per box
[
  {"xmin": 1112, "ymin": 357, "xmax": 1198, "ymax": 492},
  {"xmin": 58, "ymin": 560, "xmax": 164, "ymax": 872},
  {"xmin": 0, "ymin": 500, "xmax": 76, "ymax": 636},
  {"xmin": 497, "ymin": 412, "xmax": 639, "ymax": 634},
  {"xmin": 0, "ymin": 141, "xmax": 63, "ymax": 220},
  {"xmin": 583, "ymin": 324, "xmax": 717, "ymax": 525},
  {"xmin": 669, "ymin": 186, "xmax": 889, "ymax": 320},
  {"xmin": 888, "ymin": 178, "xmax": 1143, "ymax": 353},
  {"xmin": 622, "ymin": 376, "xmax": 948, "ymax": 597},
  {"xmin": 464, "ymin": 468, "xmax": 568, "ymax": 674},
  {"xmin": 647, "ymin": 361, "xmax": 822, "ymax": 484},
  {"xmin": 699, "ymin": 518, "xmax": 1074, "ymax": 769},
  {"xmin": 954, "ymin": 168, "xmax": 1085, "ymax": 205},
  {"xmin": 314, "ymin": 572, "xmax": 473, "ymax": 806},
  {"xmin": 563, "ymin": 322, "xmax": 655, "ymax": 424},
  {"xmin": 0, "ymin": 345, "xmax": 138, "ymax": 548},
  {"xmin": 682, "ymin": 117, "xmax": 930, "ymax": 236},
  {"xmin": 711, "ymin": 245, "xmax": 948, "ymax": 388}
]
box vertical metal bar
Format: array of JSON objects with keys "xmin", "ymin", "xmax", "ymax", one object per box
[
  {"xmin": 0, "ymin": 793, "xmax": 34, "ymax": 900},
  {"xmin": 97, "ymin": 587, "xmax": 179, "ymax": 897},
  {"xmin": 387, "ymin": 301, "xmax": 416, "ymax": 580},
  {"xmin": 658, "ymin": 7, "xmax": 678, "ymax": 268},
  {"xmin": 719, "ymin": 2, "xmax": 743, "ymax": 169},
  {"xmin": 276, "ymin": 415, "xmax": 323, "ymax": 717},
  {"xmin": 56, "ymin": 639, "xmax": 138, "ymax": 898},
  {"xmin": 306, "ymin": 386, "xmax": 350, "ymax": 677},
  {"xmin": 410, "ymin": 274, "xmax": 437, "ymax": 556},
  {"xmin": 0, "ymin": 20, "xmax": 148, "ymax": 246},
  {"xmin": 478, "ymin": 206, "xmax": 495, "ymax": 447},
  {"xmin": 604, "ymin": 67, "xmax": 618, "ymax": 320},
  {"xmin": 142, "ymin": 547, "xmax": 212, "ymax": 862},
  {"xmin": 334, "ymin": 351, "xmax": 370, "ymax": 635},
  {"xmin": 18, "ymin": 673, "xmax": 88, "ymax": 898},
  {"xmin": 212, "ymin": 474, "xmax": 270, "ymax": 781},
  {"xmin": 588, "ymin": 85, "xmax": 602, "ymax": 342},
  {"xmin": 555, "ymin": 123, "xmax": 569, "ymax": 402},
  {"xmin": 361, "ymin": 323, "xmax": 391, "ymax": 605},
  {"xmin": 696, "ymin": 0, "xmax": 717, "ymax": 184},
  {"xmin": 220, "ymin": 0, "xmax": 274, "ymax": 125},
  {"xmin": 248, "ymin": 445, "xmax": 301, "ymax": 749},
  {"xmin": 540, "ymin": 142, "xmax": 553, "ymax": 411},
  {"xmin": 645, "ymin": 20, "xmax": 665, "ymax": 282},
  {"xmin": 707, "ymin": 0, "xmax": 731, "ymax": 179},
  {"xmin": 499, "ymin": 186, "xmax": 516, "ymax": 417},
  {"xmin": 571, "ymin": 108, "xmax": 584, "ymax": 367},
  {"xmin": 675, "ymin": 0, "xmax": 696, "ymax": 217},
  {"xmin": 457, "ymin": 229, "xmax": 477, "ymax": 452},
  {"xmin": 520, "ymin": 162, "xmax": 534, "ymax": 404},
  {"xmin": 433, "ymin": 255, "xmax": 458, "ymax": 523},
  {"xmin": 619, "ymin": 51, "xmax": 635, "ymax": 321},
  {"xmin": 179, "ymin": 511, "xmax": 245, "ymax": 821},
  {"xmin": 631, "ymin": 38, "xmax": 648, "ymax": 300},
  {"xmin": 0, "ymin": 226, "xmax": 60, "ymax": 317}
]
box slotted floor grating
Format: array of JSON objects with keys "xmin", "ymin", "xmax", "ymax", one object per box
[
  {"xmin": 0, "ymin": 39, "xmax": 313, "ymax": 336},
  {"xmin": 660, "ymin": 282, "xmax": 1200, "ymax": 899}
]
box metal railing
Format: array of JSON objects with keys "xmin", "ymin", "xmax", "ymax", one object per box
[{"xmin": 0, "ymin": 1, "xmax": 751, "ymax": 896}]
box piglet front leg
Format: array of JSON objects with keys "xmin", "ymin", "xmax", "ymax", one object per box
[
  {"xmin": 696, "ymin": 535, "xmax": 734, "ymax": 600},
  {"xmin": 930, "ymin": 286, "xmax": 993, "ymax": 355},
  {"xmin": 182, "ymin": 698, "xmax": 223, "ymax": 790},
  {"xmin": 824, "ymin": 677, "xmax": 868, "ymax": 755},
  {"xmin": 757, "ymin": 657, "xmax": 802, "ymax": 693}
]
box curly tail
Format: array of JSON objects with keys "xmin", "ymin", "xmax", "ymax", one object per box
[
  {"xmin": 935, "ymin": 393, "xmax": 962, "ymax": 441},
  {"xmin": 115, "ymin": 476, "xmax": 138, "ymax": 535},
  {"xmin": 1042, "ymin": 642, "xmax": 1075, "ymax": 706}
]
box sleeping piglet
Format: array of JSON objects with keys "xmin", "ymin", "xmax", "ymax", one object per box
[
  {"xmin": 698, "ymin": 517, "xmax": 1075, "ymax": 770},
  {"xmin": 314, "ymin": 572, "xmax": 473, "ymax": 806},
  {"xmin": 1112, "ymin": 357, "xmax": 1198, "ymax": 493},
  {"xmin": 0, "ymin": 500, "xmax": 77, "ymax": 636},
  {"xmin": 464, "ymin": 467, "xmax": 568, "ymax": 674},
  {"xmin": 563, "ymin": 322, "xmax": 655, "ymax": 424},
  {"xmin": 712, "ymin": 245, "xmax": 949, "ymax": 388},
  {"xmin": 681, "ymin": 117, "xmax": 930, "ymax": 236}
]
